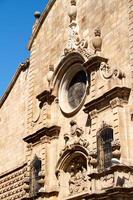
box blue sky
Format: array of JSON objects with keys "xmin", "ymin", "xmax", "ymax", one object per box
[{"xmin": 0, "ymin": 0, "xmax": 48, "ymax": 97}]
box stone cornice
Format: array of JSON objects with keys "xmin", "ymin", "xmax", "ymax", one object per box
[
  {"xmin": 36, "ymin": 90, "xmax": 56, "ymax": 106},
  {"xmin": 83, "ymin": 55, "xmax": 108, "ymax": 73},
  {"xmin": 28, "ymin": 0, "xmax": 56, "ymax": 50},
  {"xmin": 84, "ymin": 87, "xmax": 131, "ymax": 113},
  {"xmin": 0, "ymin": 59, "xmax": 29, "ymax": 108},
  {"xmin": 23, "ymin": 126, "xmax": 60, "ymax": 144},
  {"xmin": 88, "ymin": 164, "xmax": 133, "ymax": 179}
]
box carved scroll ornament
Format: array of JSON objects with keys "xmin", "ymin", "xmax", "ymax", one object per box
[{"xmin": 100, "ymin": 62, "xmax": 125, "ymax": 80}]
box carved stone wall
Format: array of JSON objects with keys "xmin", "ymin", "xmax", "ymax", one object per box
[
  {"xmin": 0, "ymin": 164, "xmax": 26, "ymax": 200},
  {"xmin": 0, "ymin": 0, "xmax": 133, "ymax": 200}
]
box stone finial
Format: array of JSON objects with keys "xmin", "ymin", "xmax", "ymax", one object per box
[
  {"xmin": 34, "ymin": 11, "xmax": 41, "ymax": 21},
  {"xmin": 68, "ymin": 0, "xmax": 77, "ymax": 23},
  {"xmin": 71, "ymin": 0, "xmax": 76, "ymax": 6},
  {"xmin": 94, "ymin": 26, "xmax": 101, "ymax": 37},
  {"xmin": 92, "ymin": 27, "xmax": 102, "ymax": 54},
  {"xmin": 32, "ymin": 11, "xmax": 41, "ymax": 33}
]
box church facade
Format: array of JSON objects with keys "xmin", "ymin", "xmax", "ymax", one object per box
[{"xmin": 0, "ymin": 0, "xmax": 133, "ymax": 199}]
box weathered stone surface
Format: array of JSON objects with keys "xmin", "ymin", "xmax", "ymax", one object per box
[{"xmin": 0, "ymin": 0, "xmax": 133, "ymax": 199}]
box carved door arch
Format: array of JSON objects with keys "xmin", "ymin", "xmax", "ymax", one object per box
[{"xmin": 56, "ymin": 146, "xmax": 90, "ymax": 198}]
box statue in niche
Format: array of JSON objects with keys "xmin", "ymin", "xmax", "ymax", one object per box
[{"xmin": 68, "ymin": 159, "xmax": 88, "ymax": 195}]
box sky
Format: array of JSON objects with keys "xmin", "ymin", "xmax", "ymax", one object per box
[{"xmin": 0, "ymin": 0, "xmax": 48, "ymax": 97}]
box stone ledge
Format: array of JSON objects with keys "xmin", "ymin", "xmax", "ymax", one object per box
[
  {"xmin": 84, "ymin": 86, "xmax": 131, "ymax": 113},
  {"xmin": 23, "ymin": 126, "xmax": 60, "ymax": 144}
]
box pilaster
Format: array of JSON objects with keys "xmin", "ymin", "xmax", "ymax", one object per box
[
  {"xmin": 27, "ymin": 41, "xmax": 38, "ymax": 133},
  {"xmin": 128, "ymin": 0, "xmax": 133, "ymax": 96}
]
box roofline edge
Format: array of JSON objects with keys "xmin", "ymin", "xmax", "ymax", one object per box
[
  {"xmin": 28, "ymin": 0, "xmax": 56, "ymax": 51},
  {"xmin": 0, "ymin": 59, "xmax": 29, "ymax": 108}
]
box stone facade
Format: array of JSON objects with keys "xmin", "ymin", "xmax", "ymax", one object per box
[{"xmin": 0, "ymin": 0, "xmax": 133, "ymax": 199}]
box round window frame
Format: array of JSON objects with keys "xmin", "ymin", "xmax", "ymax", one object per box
[{"xmin": 59, "ymin": 63, "xmax": 88, "ymax": 116}]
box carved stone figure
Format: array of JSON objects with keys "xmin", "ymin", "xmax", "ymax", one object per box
[
  {"xmin": 62, "ymin": 121, "xmax": 89, "ymax": 153},
  {"xmin": 69, "ymin": 162, "xmax": 87, "ymax": 195}
]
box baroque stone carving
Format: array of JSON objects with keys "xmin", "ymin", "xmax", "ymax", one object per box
[
  {"xmin": 62, "ymin": 121, "xmax": 89, "ymax": 154},
  {"xmin": 89, "ymin": 109, "xmax": 98, "ymax": 120},
  {"xmin": 69, "ymin": 160, "xmax": 88, "ymax": 195},
  {"xmin": 64, "ymin": 0, "xmax": 91, "ymax": 59},
  {"xmin": 100, "ymin": 62, "xmax": 125, "ymax": 80},
  {"xmin": 110, "ymin": 97, "xmax": 122, "ymax": 109}
]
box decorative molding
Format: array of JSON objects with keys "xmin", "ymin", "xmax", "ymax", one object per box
[
  {"xmin": 23, "ymin": 126, "xmax": 60, "ymax": 144},
  {"xmin": 89, "ymin": 109, "xmax": 98, "ymax": 120},
  {"xmin": 83, "ymin": 55, "xmax": 108, "ymax": 73},
  {"xmin": 110, "ymin": 97, "xmax": 123, "ymax": 109},
  {"xmin": 88, "ymin": 149, "xmax": 97, "ymax": 158},
  {"xmin": 84, "ymin": 87, "xmax": 131, "ymax": 113},
  {"xmin": 37, "ymin": 90, "xmax": 56, "ymax": 107},
  {"xmin": 112, "ymin": 139, "xmax": 121, "ymax": 159},
  {"xmin": 99, "ymin": 62, "xmax": 125, "ymax": 80}
]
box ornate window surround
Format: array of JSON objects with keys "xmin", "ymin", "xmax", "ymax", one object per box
[{"xmin": 56, "ymin": 145, "xmax": 90, "ymax": 197}]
